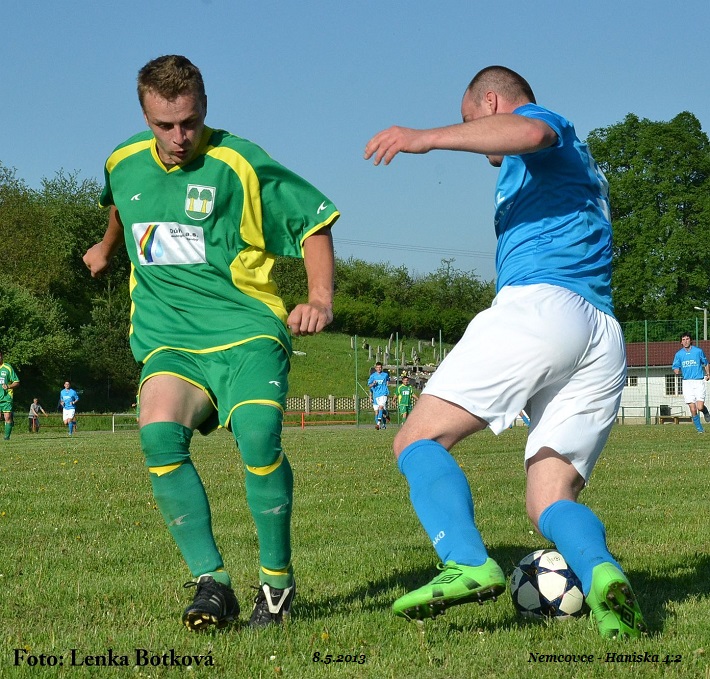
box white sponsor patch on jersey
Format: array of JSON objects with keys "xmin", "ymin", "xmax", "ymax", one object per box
[{"xmin": 132, "ymin": 222, "xmax": 207, "ymax": 266}]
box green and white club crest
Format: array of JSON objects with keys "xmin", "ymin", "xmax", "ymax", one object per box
[{"xmin": 185, "ymin": 184, "xmax": 215, "ymax": 220}]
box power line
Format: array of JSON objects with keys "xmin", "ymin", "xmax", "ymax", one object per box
[{"xmin": 333, "ymin": 237, "xmax": 496, "ymax": 260}]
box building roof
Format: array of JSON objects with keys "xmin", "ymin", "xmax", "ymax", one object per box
[{"xmin": 626, "ymin": 341, "xmax": 710, "ymax": 368}]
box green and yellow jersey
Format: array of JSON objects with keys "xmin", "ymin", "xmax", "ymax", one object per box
[
  {"xmin": 0, "ymin": 362, "xmax": 19, "ymax": 406},
  {"xmin": 396, "ymin": 383, "xmax": 416, "ymax": 408},
  {"xmin": 100, "ymin": 127, "xmax": 339, "ymax": 364}
]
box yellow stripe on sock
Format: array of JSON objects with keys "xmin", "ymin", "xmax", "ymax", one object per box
[
  {"xmin": 246, "ymin": 451, "xmax": 284, "ymax": 476},
  {"xmin": 148, "ymin": 463, "xmax": 183, "ymax": 476},
  {"xmin": 261, "ymin": 563, "xmax": 292, "ymax": 577}
]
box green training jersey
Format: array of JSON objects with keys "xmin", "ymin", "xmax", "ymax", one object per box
[
  {"xmin": 100, "ymin": 126, "xmax": 339, "ymax": 363},
  {"xmin": 396, "ymin": 384, "xmax": 416, "ymax": 407},
  {"xmin": 0, "ymin": 363, "xmax": 18, "ymax": 399}
]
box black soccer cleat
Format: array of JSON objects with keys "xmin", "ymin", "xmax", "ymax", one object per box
[
  {"xmin": 249, "ymin": 582, "xmax": 296, "ymax": 628},
  {"xmin": 182, "ymin": 575, "xmax": 239, "ymax": 631}
]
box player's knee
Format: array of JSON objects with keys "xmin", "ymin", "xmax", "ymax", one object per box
[
  {"xmin": 231, "ymin": 404, "xmax": 283, "ymax": 468},
  {"xmin": 525, "ymin": 497, "xmax": 545, "ymax": 531},
  {"xmin": 140, "ymin": 421, "xmax": 193, "ymax": 468},
  {"xmin": 393, "ymin": 428, "xmax": 416, "ymax": 460},
  {"xmin": 237, "ymin": 431, "xmax": 283, "ymax": 469}
]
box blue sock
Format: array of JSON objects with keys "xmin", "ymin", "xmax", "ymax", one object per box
[
  {"xmin": 692, "ymin": 414, "xmax": 703, "ymax": 432},
  {"xmin": 68, "ymin": 422, "xmax": 74, "ymax": 434},
  {"xmin": 538, "ymin": 500, "xmax": 621, "ymax": 595},
  {"xmin": 398, "ymin": 440, "xmax": 488, "ymax": 566}
]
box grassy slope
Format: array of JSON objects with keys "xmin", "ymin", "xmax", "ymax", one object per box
[{"xmin": 288, "ymin": 332, "xmax": 452, "ymax": 397}]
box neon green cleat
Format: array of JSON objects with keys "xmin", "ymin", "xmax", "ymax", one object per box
[
  {"xmin": 393, "ymin": 558, "xmax": 506, "ymax": 620},
  {"xmin": 586, "ymin": 563, "xmax": 647, "ymax": 639}
]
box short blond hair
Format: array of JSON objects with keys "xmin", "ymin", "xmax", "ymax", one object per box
[{"xmin": 137, "ymin": 55, "xmax": 206, "ymax": 109}]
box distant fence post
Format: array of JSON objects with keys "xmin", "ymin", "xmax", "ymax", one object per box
[{"xmin": 644, "ymin": 320, "xmax": 650, "ymax": 425}]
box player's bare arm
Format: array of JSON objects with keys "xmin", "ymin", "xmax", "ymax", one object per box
[
  {"xmin": 365, "ymin": 114, "xmax": 556, "ymax": 166},
  {"xmin": 83, "ymin": 206, "xmax": 126, "ymax": 278},
  {"xmin": 287, "ymin": 227, "xmax": 334, "ymax": 336}
]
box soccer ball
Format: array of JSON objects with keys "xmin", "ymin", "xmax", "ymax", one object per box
[{"xmin": 510, "ymin": 549, "xmax": 585, "ymax": 619}]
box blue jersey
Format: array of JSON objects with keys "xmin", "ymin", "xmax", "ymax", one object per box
[
  {"xmin": 494, "ymin": 104, "xmax": 614, "ymax": 316},
  {"xmin": 368, "ymin": 371, "xmax": 390, "ymax": 398},
  {"xmin": 672, "ymin": 346, "xmax": 708, "ymax": 380},
  {"xmin": 60, "ymin": 388, "xmax": 79, "ymax": 409}
]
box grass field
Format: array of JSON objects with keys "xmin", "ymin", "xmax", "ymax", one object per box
[{"xmin": 0, "ymin": 425, "xmax": 708, "ymax": 678}]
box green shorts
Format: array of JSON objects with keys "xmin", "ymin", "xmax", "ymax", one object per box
[
  {"xmin": 140, "ymin": 339, "xmax": 289, "ymax": 434},
  {"xmin": 0, "ymin": 395, "xmax": 13, "ymax": 413}
]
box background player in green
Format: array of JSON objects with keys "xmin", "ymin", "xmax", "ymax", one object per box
[
  {"xmin": 83, "ymin": 55, "xmax": 339, "ymax": 631},
  {"xmin": 396, "ymin": 375, "xmax": 418, "ymax": 423},
  {"xmin": 0, "ymin": 351, "xmax": 20, "ymax": 440}
]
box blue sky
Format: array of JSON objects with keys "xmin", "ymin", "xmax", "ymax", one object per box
[{"xmin": 3, "ymin": 1, "xmax": 709, "ymax": 282}]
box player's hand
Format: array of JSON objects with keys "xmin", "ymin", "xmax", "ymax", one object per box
[
  {"xmin": 287, "ymin": 303, "xmax": 333, "ymax": 336},
  {"xmin": 83, "ymin": 243, "xmax": 112, "ymax": 278},
  {"xmin": 364, "ymin": 126, "xmax": 432, "ymax": 165}
]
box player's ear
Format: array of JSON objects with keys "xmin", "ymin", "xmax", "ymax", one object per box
[{"xmin": 485, "ymin": 90, "xmax": 499, "ymax": 114}]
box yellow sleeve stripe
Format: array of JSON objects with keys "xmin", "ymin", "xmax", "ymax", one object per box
[
  {"xmin": 246, "ymin": 451, "xmax": 284, "ymax": 476},
  {"xmin": 105, "ymin": 139, "xmax": 154, "ymax": 175},
  {"xmin": 299, "ymin": 211, "xmax": 340, "ymax": 256},
  {"xmin": 204, "ymin": 145, "xmax": 265, "ymax": 249}
]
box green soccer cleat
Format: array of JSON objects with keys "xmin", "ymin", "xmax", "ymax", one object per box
[
  {"xmin": 393, "ymin": 558, "xmax": 506, "ymax": 620},
  {"xmin": 586, "ymin": 563, "xmax": 647, "ymax": 639}
]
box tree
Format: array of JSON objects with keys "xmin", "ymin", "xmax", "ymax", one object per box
[
  {"xmin": 329, "ymin": 257, "xmax": 493, "ymax": 342},
  {"xmin": 587, "ymin": 112, "xmax": 710, "ymax": 321},
  {"xmin": 78, "ymin": 282, "xmax": 139, "ymax": 411},
  {"xmin": 0, "ymin": 274, "xmax": 75, "ymax": 400}
]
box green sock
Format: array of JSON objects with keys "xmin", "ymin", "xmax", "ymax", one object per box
[
  {"xmin": 150, "ymin": 461, "xmax": 228, "ymax": 584},
  {"xmin": 4, "ymin": 422, "xmax": 11, "ymax": 439},
  {"xmin": 244, "ymin": 453, "xmax": 294, "ymax": 588}
]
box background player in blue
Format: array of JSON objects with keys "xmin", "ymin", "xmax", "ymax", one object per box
[
  {"xmin": 672, "ymin": 332, "xmax": 710, "ymax": 433},
  {"xmin": 365, "ymin": 66, "xmax": 646, "ymax": 638},
  {"xmin": 59, "ymin": 381, "xmax": 79, "ymax": 436},
  {"xmin": 368, "ymin": 362, "xmax": 390, "ymax": 430}
]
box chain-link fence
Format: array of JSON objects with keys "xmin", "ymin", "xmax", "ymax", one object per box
[{"xmin": 620, "ymin": 318, "xmax": 709, "ymax": 424}]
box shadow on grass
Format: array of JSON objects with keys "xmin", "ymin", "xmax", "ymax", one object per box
[
  {"xmin": 295, "ymin": 543, "xmax": 533, "ymax": 630},
  {"xmin": 630, "ymin": 552, "xmax": 710, "ymax": 637},
  {"xmin": 297, "ymin": 544, "xmax": 710, "ymax": 637}
]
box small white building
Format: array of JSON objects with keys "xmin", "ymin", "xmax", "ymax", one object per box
[{"xmin": 620, "ymin": 341, "xmax": 710, "ymax": 423}]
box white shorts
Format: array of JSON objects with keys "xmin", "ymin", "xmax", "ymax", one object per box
[
  {"xmin": 62, "ymin": 408, "xmax": 76, "ymax": 421},
  {"xmin": 372, "ymin": 396, "xmax": 388, "ymax": 410},
  {"xmin": 423, "ymin": 284, "xmax": 626, "ymax": 480},
  {"xmin": 682, "ymin": 379, "xmax": 706, "ymax": 404}
]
